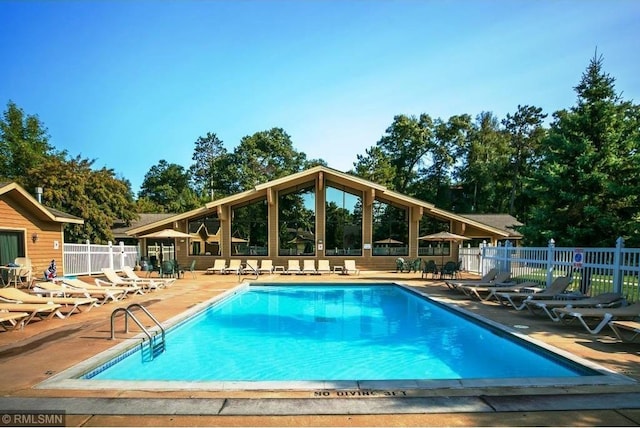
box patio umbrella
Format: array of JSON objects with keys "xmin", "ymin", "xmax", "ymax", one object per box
[
  {"xmin": 139, "ymin": 229, "xmax": 192, "ymax": 262},
  {"xmin": 374, "ymin": 238, "xmax": 404, "ymax": 245},
  {"xmin": 418, "ymin": 231, "xmax": 470, "ymax": 267},
  {"xmin": 139, "ymin": 229, "xmax": 192, "ymax": 239}
]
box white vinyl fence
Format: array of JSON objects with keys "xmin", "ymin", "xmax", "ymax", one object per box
[
  {"xmin": 63, "ymin": 241, "xmax": 140, "ymax": 276},
  {"xmin": 480, "ymin": 237, "xmax": 640, "ymax": 303}
]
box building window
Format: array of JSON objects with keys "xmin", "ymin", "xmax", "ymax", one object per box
[
  {"xmin": 188, "ymin": 213, "xmax": 220, "ymax": 255},
  {"xmin": 372, "ymin": 200, "xmax": 408, "ymax": 256},
  {"xmin": 418, "ymin": 217, "xmax": 451, "ymax": 257},
  {"xmin": 279, "ymin": 184, "xmax": 316, "ymax": 256},
  {"xmin": 325, "ymin": 185, "xmax": 362, "ymax": 256},
  {"xmin": 231, "ymin": 199, "xmax": 268, "ymax": 256}
]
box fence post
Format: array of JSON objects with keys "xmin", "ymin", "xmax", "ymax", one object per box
[
  {"xmin": 119, "ymin": 241, "xmax": 126, "ymax": 270},
  {"xmin": 504, "ymin": 240, "xmax": 512, "ymax": 273},
  {"xmin": 612, "ymin": 236, "xmax": 624, "ymax": 294},
  {"xmin": 480, "ymin": 240, "xmax": 487, "ymax": 275},
  {"xmin": 108, "ymin": 241, "xmax": 114, "ymax": 270},
  {"xmin": 546, "ymin": 239, "xmax": 555, "ymax": 287},
  {"xmin": 85, "ymin": 239, "xmax": 91, "ymax": 275}
]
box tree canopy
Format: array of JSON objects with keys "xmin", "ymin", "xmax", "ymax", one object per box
[
  {"xmin": 521, "ymin": 55, "xmax": 640, "ymax": 247},
  {"xmin": 2, "ymin": 53, "xmax": 637, "ymax": 248}
]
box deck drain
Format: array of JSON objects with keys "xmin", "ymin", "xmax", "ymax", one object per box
[{"xmin": 513, "ymin": 324, "xmax": 529, "ymax": 329}]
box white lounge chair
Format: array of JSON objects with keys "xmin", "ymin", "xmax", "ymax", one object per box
[
  {"xmin": 123, "ymin": 266, "xmax": 174, "ymax": 288},
  {"xmin": 62, "ymin": 277, "xmax": 139, "ymax": 298},
  {"xmin": 525, "ymin": 292, "xmax": 625, "ymax": 321},
  {"xmin": 456, "ymin": 272, "xmax": 516, "ymax": 299},
  {"xmin": 444, "ymin": 268, "xmax": 499, "ymax": 290},
  {"xmin": 494, "ymin": 276, "xmax": 574, "ymax": 310},
  {"xmin": 608, "ymin": 320, "xmax": 640, "ymax": 343},
  {"xmin": 286, "ymin": 260, "xmax": 302, "ymax": 274},
  {"xmin": 257, "ymin": 260, "xmax": 274, "ymax": 275},
  {"xmin": 317, "ymin": 260, "xmax": 331, "ymax": 274},
  {"xmin": 552, "ymin": 302, "xmax": 640, "ymax": 335},
  {"xmin": 32, "ymin": 281, "xmax": 126, "ymax": 305},
  {"xmin": 224, "ymin": 259, "xmax": 243, "ymax": 275},
  {"xmin": 343, "ymin": 260, "xmax": 360, "ymax": 275},
  {"xmin": 302, "ymin": 260, "xmax": 317, "ymax": 275},
  {"xmin": 102, "ymin": 268, "xmax": 159, "ymax": 292},
  {"xmin": 0, "ymin": 303, "xmax": 62, "ymax": 326},
  {"xmin": 0, "ymin": 310, "xmax": 29, "ymax": 331},
  {"xmin": 206, "ymin": 259, "xmax": 227, "ymax": 274},
  {"xmin": 0, "ymin": 288, "xmax": 96, "ymax": 318},
  {"xmin": 244, "ymin": 260, "xmax": 259, "ymax": 275}
]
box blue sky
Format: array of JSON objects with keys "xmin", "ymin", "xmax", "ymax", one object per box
[{"xmin": 1, "ymin": 0, "xmax": 639, "ymax": 194}]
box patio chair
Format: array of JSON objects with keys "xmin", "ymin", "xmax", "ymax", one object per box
[
  {"xmin": 302, "ymin": 260, "xmax": 317, "ymax": 275},
  {"xmin": 0, "ymin": 302, "xmax": 62, "ymax": 326},
  {"xmin": 224, "ymin": 259, "xmax": 243, "ymax": 275},
  {"xmin": 551, "ymin": 302, "xmax": 640, "ymax": 335},
  {"xmin": 525, "ymin": 292, "xmax": 625, "ymax": 321},
  {"xmin": 0, "ymin": 310, "xmax": 29, "ymax": 331},
  {"xmin": 244, "ymin": 260, "xmax": 259, "ymax": 275},
  {"xmin": 32, "ymin": 281, "xmax": 126, "ymax": 305},
  {"xmin": 494, "ymin": 275, "xmax": 574, "ymax": 310},
  {"xmin": 14, "ymin": 257, "xmax": 33, "ymax": 286},
  {"xmin": 286, "ymin": 260, "xmax": 302, "ymax": 275},
  {"xmin": 123, "ymin": 266, "xmax": 174, "ymax": 288},
  {"xmin": 422, "ymin": 260, "xmax": 439, "ymax": 279},
  {"xmin": 461, "ymin": 280, "xmax": 539, "ymax": 302},
  {"xmin": 456, "ymin": 272, "xmax": 514, "ymax": 298},
  {"xmin": 62, "ymin": 277, "xmax": 139, "ymax": 298},
  {"xmin": 440, "ymin": 261, "xmax": 458, "ymax": 279},
  {"xmin": 317, "ymin": 260, "xmax": 332, "ymax": 274},
  {"xmin": 395, "ymin": 258, "xmax": 410, "ymax": 272},
  {"xmin": 257, "ymin": 260, "xmax": 274, "ymax": 275},
  {"xmin": 102, "ymin": 267, "xmax": 160, "ymax": 292},
  {"xmin": 187, "ymin": 259, "xmax": 197, "ymax": 279},
  {"xmin": 608, "ymin": 320, "xmax": 640, "ymax": 343},
  {"xmin": 206, "ymin": 259, "xmax": 227, "ymax": 274},
  {"xmin": 444, "ymin": 268, "xmax": 499, "ymax": 290},
  {"xmin": 343, "ymin": 260, "xmax": 360, "ymax": 275},
  {"xmin": 0, "ymin": 287, "xmax": 97, "ymax": 318}
]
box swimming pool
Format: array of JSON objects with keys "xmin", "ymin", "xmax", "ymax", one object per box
[{"xmin": 40, "ymin": 283, "xmax": 632, "ymax": 391}]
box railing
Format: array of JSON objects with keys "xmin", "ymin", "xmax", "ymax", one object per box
[
  {"xmin": 481, "ymin": 237, "xmax": 640, "ymax": 303},
  {"xmin": 110, "ymin": 304, "xmax": 166, "ymax": 360},
  {"xmin": 63, "ymin": 241, "xmax": 139, "ymax": 276}
]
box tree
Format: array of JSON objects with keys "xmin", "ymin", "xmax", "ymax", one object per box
[
  {"xmin": 522, "ymin": 54, "xmax": 640, "ymax": 246},
  {"xmin": 230, "ymin": 128, "xmax": 309, "ymax": 190},
  {"xmin": 24, "ymin": 155, "xmax": 138, "ymax": 243},
  {"xmin": 0, "ymin": 100, "xmax": 56, "ymax": 181},
  {"xmin": 455, "ymin": 112, "xmax": 511, "ymax": 213},
  {"xmin": 414, "ymin": 114, "xmax": 472, "ymax": 209},
  {"xmin": 502, "ymin": 105, "xmax": 547, "ymax": 217},
  {"xmin": 138, "ymin": 160, "xmax": 200, "ymax": 213},
  {"xmin": 188, "ymin": 132, "xmax": 238, "ymax": 199}
]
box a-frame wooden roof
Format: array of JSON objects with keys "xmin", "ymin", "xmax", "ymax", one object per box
[{"xmin": 126, "ymin": 166, "xmax": 509, "ymax": 237}]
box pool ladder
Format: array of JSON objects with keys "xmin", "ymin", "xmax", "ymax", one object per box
[{"xmin": 110, "ymin": 304, "xmax": 166, "ymax": 360}]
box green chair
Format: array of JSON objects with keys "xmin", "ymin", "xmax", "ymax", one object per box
[
  {"xmin": 422, "ymin": 260, "xmax": 438, "ymax": 279},
  {"xmin": 441, "ymin": 261, "xmax": 458, "ymax": 279},
  {"xmin": 409, "ymin": 258, "xmax": 422, "ymax": 273},
  {"xmin": 160, "ymin": 260, "xmax": 175, "ymax": 278},
  {"xmin": 188, "ymin": 259, "xmax": 196, "ymax": 279}
]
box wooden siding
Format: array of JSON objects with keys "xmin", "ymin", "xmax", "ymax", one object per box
[{"xmin": 0, "ymin": 197, "xmax": 65, "ymax": 278}]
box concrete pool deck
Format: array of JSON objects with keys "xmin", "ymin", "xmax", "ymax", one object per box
[{"xmin": 1, "ymin": 270, "xmax": 639, "ymax": 426}]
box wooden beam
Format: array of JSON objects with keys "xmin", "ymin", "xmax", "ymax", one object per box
[
  {"xmin": 266, "ymin": 187, "xmax": 274, "ymax": 206},
  {"xmin": 318, "ymin": 172, "xmax": 324, "ymax": 191},
  {"xmin": 217, "ymin": 205, "xmax": 226, "ymax": 221},
  {"xmin": 413, "ymin": 206, "xmax": 423, "ymax": 221}
]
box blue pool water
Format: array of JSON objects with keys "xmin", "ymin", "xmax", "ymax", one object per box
[{"xmin": 87, "ymin": 284, "xmax": 595, "ymax": 382}]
